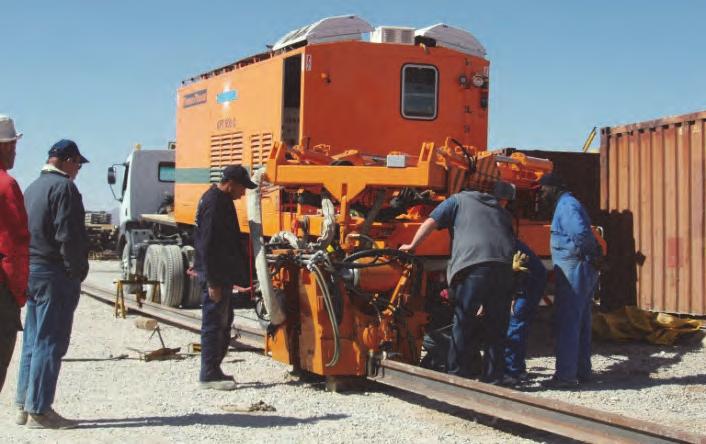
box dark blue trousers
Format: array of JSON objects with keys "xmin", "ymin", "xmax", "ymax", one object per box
[
  {"xmin": 199, "ymin": 279, "xmax": 234, "ymax": 382},
  {"xmin": 447, "ymin": 262, "xmax": 513, "ymax": 382},
  {"xmin": 15, "ymin": 263, "xmax": 80, "ymax": 414},
  {"xmin": 505, "ymin": 245, "xmax": 547, "ymax": 377}
]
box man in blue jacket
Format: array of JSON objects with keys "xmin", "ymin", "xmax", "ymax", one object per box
[
  {"xmin": 17, "ymin": 139, "xmax": 89, "ymax": 429},
  {"xmin": 194, "ymin": 165, "xmax": 255, "ymax": 391},
  {"xmin": 539, "ymin": 173, "xmax": 602, "ymax": 388}
]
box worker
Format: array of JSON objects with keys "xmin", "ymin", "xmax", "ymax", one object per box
[
  {"xmin": 400, "ymin": 183, "xmax": 515, "ymax": 383},
  {"xmin": 194, "ymin": 165, "xmax": 255, "ymax": 391},
  {"xmin": 492, "ymin": 181, "xmax": 548, "ymax": 385},
  {"xmin": 504, "ymin": 239, "xmax": 546, "ymax": 384},
  {"xmin": 0, "ymin": 115, "xmax": 29, "ymax": 395},
  {"xmin": 538, "ymin": 173, "xmax": 602, "ymax": 388},
  {"xmin": 16, "ymin": 139, "xmax": 89, "ymax": 429}
]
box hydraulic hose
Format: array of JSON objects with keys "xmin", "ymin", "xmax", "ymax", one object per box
[
  {"xmin": 269, "ymin": 230, "xmax": 302, "ymax": 249},
  {"xmin": 308, "ymin": 193, "xmax": 336, "ymax": 250},
  {"xmin": 341, "ymin": 248, "xmax": 420, "ymax": 267},
  {"xmin": 309, "ymin": 263, "xmax": 341, "ymax": 367},
  {"xmin": 247, "ymin": 167, "xmax": 286, "ymax": 326}
]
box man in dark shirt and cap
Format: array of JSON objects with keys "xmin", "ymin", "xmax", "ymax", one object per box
[
  {"xmin": 16, "ymin": 139, "xmax": 89, "ymax": 429},
  {"xmin": 400, "ymin": 185, "xmax": 516, "ymax": 383},
  {"xmin": 194, "ymin": 165, "xmax": 256, "ymax": 390}
]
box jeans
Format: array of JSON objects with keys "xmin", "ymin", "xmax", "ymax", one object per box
[
  {"xmin": 553, "ymin": 264, "xmax": 593, "ymax": 381},
  {"xmin": 0, "ymin": 283, "xmax": 22, "ymax": 393},
  {"xmin": 199, "ymin": 279, "xmax": 234, "ymax": 382},
  {"xmin": 505, "ymin": 264, "xmax": 547, "ymax": 377},
  {"xmin": 447, "ymin": 262, "xmax": 513, "ymax": 382},
  {"xmin": 15, "ymin": 262, "xmax": 80, "ymax": 414}
]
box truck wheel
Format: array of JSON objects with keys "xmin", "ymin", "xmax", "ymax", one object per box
[
  {"xmin": 157, "ymin": 245, "xmax": 185, "ymax": 307},
  {"xmin": 181, "ymin": 246, "xmax": 202, "ymax": 308},
  {"xmin": 143, "ymin": 245, "xmax": 162, "ymax": 302},
  {"xmin": 121, "ymin": 243, "xmax": 139, "ymax": 294}
]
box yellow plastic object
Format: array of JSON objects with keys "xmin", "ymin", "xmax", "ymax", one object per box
[{"xmin": 592, "ymin": 305, "xmax": 702, "ymax": 345}]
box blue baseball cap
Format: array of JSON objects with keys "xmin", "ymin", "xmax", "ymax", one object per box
[{"xmin": 48, "ymin": 139, "xmax": 89, "ymax": 163}]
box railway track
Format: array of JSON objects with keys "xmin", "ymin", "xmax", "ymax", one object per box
[{"xmin": 81, "ymin": 282, "xmax": 704, "ymax": 444}]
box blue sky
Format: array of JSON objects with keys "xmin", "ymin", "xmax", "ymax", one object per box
[{"xmin": 2, "ymin": 0, "xmax": 705, "ymax": 210}]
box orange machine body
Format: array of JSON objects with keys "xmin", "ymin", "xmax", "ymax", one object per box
[
  {"xmin": 169, "ymin": 25, "xmax": 563, "ymax": 379},
  {"xmin": 174, "ymin": 40, "xmax": 489, "ymax": 228}
]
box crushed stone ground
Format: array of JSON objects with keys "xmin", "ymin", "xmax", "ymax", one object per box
[{"xmin": 1, "ymin": 260, "xmax": 703, "ymax": 443}]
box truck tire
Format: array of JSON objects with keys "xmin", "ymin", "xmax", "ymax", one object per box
[
  {"xmin": 181, "ymin": 246, "xmax": 202, "ymax": 308},
  {"xmin": 121, "ymin": 243, "xmax": 139, "ymax": 294},
  {"xmin": 157, "ymin": 245, "xmax": 185, "ymax": 307},
  {"xmin": 143, "ymin": 245, "xmax": 162, "ymax": 302}
]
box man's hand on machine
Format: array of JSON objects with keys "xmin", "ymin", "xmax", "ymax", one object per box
[
  {"xmin": 399, "ymin": 243, "xmax": 415, "ymax": 253},
  {"xmin": 233, "ymin": 285, "xmax": 251, "ymax": 294}
]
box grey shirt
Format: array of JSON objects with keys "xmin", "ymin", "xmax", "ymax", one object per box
[{"xmin": 430, "ymin": 190, "xmax": 515, "ymax": 284}]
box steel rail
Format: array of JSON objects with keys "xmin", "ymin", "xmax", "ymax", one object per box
[
  {"xmin": 370, "ymin": 359, "xmax": 703, "ymax": 444},
  {"xmin": 81, "ymin": 282, "xmax": 263, "ymax": 348},
  {"xmin": 81, "ymin": 283, "xmax": 704, "ymax": 444}
]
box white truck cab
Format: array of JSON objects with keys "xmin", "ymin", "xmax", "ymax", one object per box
[
  {"xmin": 108, "ymin": 146, "xmax": 198, "ymax": 308},
  {"xmin": 109, "ymin": 148, "xmax": 175, "ymax": 234}
]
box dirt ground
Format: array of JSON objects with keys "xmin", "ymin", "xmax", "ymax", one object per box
[{"xmin": 1, "ymin": 260, "xmax": 704, "ymax": 443}]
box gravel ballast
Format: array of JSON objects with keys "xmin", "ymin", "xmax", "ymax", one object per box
[{"xmin": 1, "ymin": 261, "xmax": 703, "ymax": 443}]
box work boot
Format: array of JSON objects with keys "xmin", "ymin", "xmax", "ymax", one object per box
[
  {"xmin": 26, "ymin": 408, "xmax": 78, "ymax": 429},
  {"xmin": 542, "ymin": 376, "xmax": 579, "ymax": 389},
  {"xmin": 15, "ymin": 406, "xmax": 28, "ymax": 425},
  {"xmin": 216, "ymin": 371, "xmax": 234, "ymax": 381},
  {"xmin": 200, "ymin": 379, "xmax": 237, "ymax": 391}
]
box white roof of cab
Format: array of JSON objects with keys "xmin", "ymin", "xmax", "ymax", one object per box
[
  {"xmin": 272, "ymin": 15, "xmax": 374, "ymax": 51},
  {"xmin": 415, "ymin": 23, "xmax": 486, "ymax": 58}
]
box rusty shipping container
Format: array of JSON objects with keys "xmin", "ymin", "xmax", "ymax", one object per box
[{"xmin": 600, "ymin": 110, "xmax": 706, "ymax": 315}]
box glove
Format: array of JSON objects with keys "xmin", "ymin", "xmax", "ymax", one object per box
[{"xmin": 512, "ymin": 251, "xmax": 528, "ymax": 273}]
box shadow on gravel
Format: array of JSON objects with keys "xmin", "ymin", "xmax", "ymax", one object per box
[
  {"xmin": 74, "ymin": 412, "xmax": 348, "ymax": 429},
  {"xmin": 372, "ymin": 384, "xmax": 579, "ymax": 444}
]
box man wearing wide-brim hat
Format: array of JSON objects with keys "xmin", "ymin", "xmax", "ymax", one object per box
[
  {"xmin": 0, "ymin": 115, "xmax": 29, "ymax": 399},
  {"xmin": 15, "ymin": 138, "xmax": 90, "ymax": 429}
]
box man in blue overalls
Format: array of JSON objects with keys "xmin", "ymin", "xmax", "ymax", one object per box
[
  {"xmin": 538, "ymin": 173, "xmax": 602, "ymax": 388},
  {"xmin": 492, "ymin": 181, "xmax": 548, "ymax": 385},
  {"xmin": 504, "ymin": 240, "xmax": 546, "ymax": 383}
]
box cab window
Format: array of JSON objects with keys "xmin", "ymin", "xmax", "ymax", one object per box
[
  {"xmin": 401, "ymin": 64, "xmax": 438, "ymax": 120},
  {"xmin": 158, "ymin": 162, "xmax": 175, "ymax": 182}
]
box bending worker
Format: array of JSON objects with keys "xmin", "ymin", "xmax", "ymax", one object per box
[
  {"xmin": 538, "ymin": 173, "xmax": 602, "ymax": 388},
  {"xmin": 400, "ymin": 183, "xmax": 515, "ymax": 383},
  {"xmin": 193, "ymin": 165, "xmax": 255, "ymax": 391}
]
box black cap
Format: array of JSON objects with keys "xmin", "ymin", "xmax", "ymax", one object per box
[
  {"xmin": 493, "ymin": 180, "xmax": 516, "ymax": 201},
  {"xmin": 48, "ymin": 139, "xmax": 89, "ymax": 163},
  {"xmin": 222, "ymin": 165, "xmax": 257, "ymax": 189},
  {"xmin": 538, "ymin": 172, "xmax": 564, "ymax": 188}
]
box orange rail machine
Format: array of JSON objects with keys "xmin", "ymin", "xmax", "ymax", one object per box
[{"xmin": 171, "ymin": 16, "xmax": 555, "ymax": 378}]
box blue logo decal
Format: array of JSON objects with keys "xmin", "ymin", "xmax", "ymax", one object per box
[{"xmin": 217, "ymin": 90, "xmax": 238, "ymax": 104}]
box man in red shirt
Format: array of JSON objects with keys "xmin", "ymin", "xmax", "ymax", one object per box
[{"xmin": 0, "ymin": 114, "xmax": 29, "ymax": 393}]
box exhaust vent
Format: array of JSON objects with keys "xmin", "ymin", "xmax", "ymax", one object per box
[
  {"xmin": 371, "ymin": 26, "xmax": 415, "ymax": 44},
  {"xmin": 250, "ymin": 133, "xmax": 273, "ymax": 166},
  {"xmin": 209, "ymin": 132, "xmax": 243, "ymax": 182}
]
